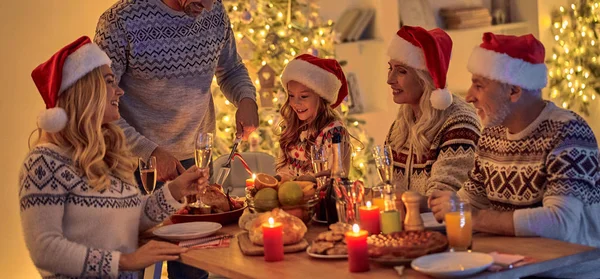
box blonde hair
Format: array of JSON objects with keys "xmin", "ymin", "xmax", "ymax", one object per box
[
  {"xmin": 389, "ymin": 67, "xmax": 448, "ymax": 159},
  {"xmin": 276, "ymin": 90, "xmax": 346, "ymax": 172},
  {"xmin": 43, "ymin": 67, "xmax": 136, "ymax": 191}
]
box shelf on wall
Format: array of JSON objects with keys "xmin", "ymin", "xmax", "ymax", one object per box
[
  {"xmin": 334, "ymin": 39, "xmax": 384, "ymax": 47},
  {"xmin": 444, "ymin": 22, "xmax": 530, "ymax": 36}
]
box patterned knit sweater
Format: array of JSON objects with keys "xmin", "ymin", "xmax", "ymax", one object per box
[
  {"xmin": 277, "ymin": 120, "xmax": 349, "ymax": 178},
  {"xmin": 94, "ymin": 0, "xmax": 256, "ymax": 161},
  {"xmin": 459, "ymin": 102, "xmax": 600, "ymax": 248},
  {"xmin": 385, "ymin": 97, "xmax": 481, "ymax": 196},
  {"xmin": 19, "ymin": 143, "xmax": 184, "ymax": 278}
]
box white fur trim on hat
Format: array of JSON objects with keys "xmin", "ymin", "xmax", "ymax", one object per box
[
  {"xmin": 430, "ymin": 88, "xmax": 453, "ymax": 110},
  {"xmin": 467, "ymin": 46, "xmax": 548, "ymax": 90},
  {"xmin": 280, "ymin": 59, "xmax": 341, "ymax": 104},
  {"xmin": 38, "ymin": 107, "xmax": 68, "ymax": 133},
  {"xmin": 59, "ymin": 43, "xmax": 112, "ymax": 94},
  {"xmin": 387, "ymin": 35, "xmax": 427, "ymax": 70}
]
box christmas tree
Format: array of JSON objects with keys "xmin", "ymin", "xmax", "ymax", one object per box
[
  {"xmin": 548, "ymin": 0, "xmax": 600, "ymax": 115},
  {"xmin": 212, "ymin": 0, "xmax": 375, "ymax": 183}
]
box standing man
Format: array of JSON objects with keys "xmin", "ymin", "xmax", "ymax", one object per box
[
  {"xmin": 429, "ymin": 32, "xmax": 600, "ymax": 278},
  {"xmin": 95, "ymin": 1, "xmax": 258, "ymax": 278},
  {"xmin": 95, "ymin": 0, "xmax": 258, "ymax": 183}
]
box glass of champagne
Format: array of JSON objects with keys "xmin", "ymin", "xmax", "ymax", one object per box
[
  {"xmin": 310, "ymin": 144, "xmax": 328, "ymax": 190},
  {"xmin": 188, "ymin": 132, "xmax": 213, "ymax": 207},
  {"xmin": 139, "ymin": 156, "xmax": 157, "ymax": 195},
  {"xmin": 372, "ymin": 145, "xmax": 394, "ymax": 185}
]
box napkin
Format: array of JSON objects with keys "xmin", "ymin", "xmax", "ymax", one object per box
[
  {"xmin": 489, "ymin": 251, "xmax": 525, "ymax": 266},
  {"xmin": 178, "ymin": 234, "xmax": 233, "ymax": 249}
]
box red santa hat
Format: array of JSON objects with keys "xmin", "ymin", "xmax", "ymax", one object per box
[
  {"xmin": 280, "ymin": 54, "xmax": 348, "ymax": 109},
  {"xmin": 387, "ymin": 26, "xmax": 453, "ymax": 110},
  {"xmin": 31, "ymin": 36, "xmax": 112, "ymax": 133},
  {"xmin": 467, "ymin": 32, "xmax": 547, "ymax": 90}
]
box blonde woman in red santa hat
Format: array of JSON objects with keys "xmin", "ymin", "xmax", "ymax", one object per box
[
  {"xmin": 385, "ymin": 26, "xmax": 481, "ymax": 209},
  {"xmin": 20, "ymin": 36, "xmax": 209, "ymax": 278},
  {"xmin": 430, "ymin": 32, "xmax": 600, "ymax": 278},
  {"xmin": 276, "ymin": 54, "xmax": 352, "ymax": 180}
]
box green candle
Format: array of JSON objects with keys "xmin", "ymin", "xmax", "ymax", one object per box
[{"xmin": 380, "ymin": 210, "xmax": 402, "ymax": 234}]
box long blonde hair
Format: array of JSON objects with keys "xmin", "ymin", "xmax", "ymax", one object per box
[
  {"xmin": 276, "ymin": 92, "xmax": 345, "ymax": 171},
  {"xmin": 43, "ymin": 68, "xmax": 136, "ymax": 191},
  {"xmin": 389, "ymin": 67, "xmax": 448, "ymax": 159}
]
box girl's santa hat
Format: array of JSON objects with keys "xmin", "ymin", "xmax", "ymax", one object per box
[
  {"xmin": 467, "ymin": 32, "xmax": 547, "ymax": 90},
  {"xmin": 31, "ymin": 36, "xmax": 112, "ymax": 133},
  {"xmin": 387, "ymin": 26, "xmax": 453, "ymax": 110},
  {"xmin": 280, "ymin": 54, "xmax": 348, "ymax": 109}
]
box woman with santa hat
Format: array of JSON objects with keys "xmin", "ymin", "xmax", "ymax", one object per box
[
  {"xmin": 384, "ymin": 26, "xmax": 481, "ymax": 208},
  {"xmin": 20, "ymin": 36, "xmax": 208, "ymax": 278}
]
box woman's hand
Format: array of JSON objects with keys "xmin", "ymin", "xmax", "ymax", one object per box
[
  {"xmin": 168, "ymin": 166, "xmax": 209, "ymax": 201},
  {"xmin": 119, "ymin": 240, "xmax": 188, "ymax": 271}
]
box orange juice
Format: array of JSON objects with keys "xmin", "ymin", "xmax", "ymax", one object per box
[
  {"xmin": 445, "ymin": 211, "xmax": 472, "ymax": 250},
  {"xmin": 371, "ymin": 197, "xmax": 385, "ymax": 211}
]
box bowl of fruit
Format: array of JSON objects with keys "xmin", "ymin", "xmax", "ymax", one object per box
[
  {"xmin": 245, "ymin": 173, "xmax": 319, "ymax": 224},
  {"xmin": 171, "ymin": 184, "xmax": 247, "ymax": 225}
]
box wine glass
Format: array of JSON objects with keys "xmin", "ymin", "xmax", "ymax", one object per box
[
  {"xmin": 372, "ymin": 145, "xmax": 394, "ymax": 185},
  {"xmin": 310, "ymin": 144, "xmax": 328, "ymax": 190},
  {"xmin": 139, "ymin": 156, "xmax": 157, "ymax": 195},
  {"xmin": 189, "ymin": 132, "xmax": 213, "ymax": 207}
]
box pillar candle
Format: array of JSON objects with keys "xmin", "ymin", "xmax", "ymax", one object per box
[
  {"xmin": 359, "ymin": 201, "xmax": 380, "ymax": 235},
  {"xmin": 345, "ymin": 224, "xmax": 369, "ymax": 272},
  {"xmin": 262, "ymin": 217, "xmax": 284, "ymax": 262},
  {"xmin": 246, "ymin": 173, "xmax": 256, "ymax": 188},
  {"xmin": 380, "ymin": 210, "xmax": 402, "ymax": 234}
]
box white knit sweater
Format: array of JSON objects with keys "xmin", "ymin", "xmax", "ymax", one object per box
[{"xmin": 19, "ymin": 143, "xmax": 184, "ymax": 278}]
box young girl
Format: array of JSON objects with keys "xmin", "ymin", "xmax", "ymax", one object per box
[
  {"xmin": 385, "ymin": 26, "xmax": 481, "ymax": 205},
  {"xmin": 20, "ymin": 36, "xmax": 207, "ymax": 278},
  {"xmin": 276, "ymin": 54, "xmax": 351, "ymax": 179}
]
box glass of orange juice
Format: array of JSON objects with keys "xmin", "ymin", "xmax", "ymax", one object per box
[{"xmin": 444, "ymin": 199, "xmax": 472, "ymax": 251}]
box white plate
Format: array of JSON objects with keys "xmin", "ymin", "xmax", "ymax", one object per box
[
  {"xmin": 422, "ymin": 212, "xmax": 445, "ymax": 231},
  {"xmin": 153, "ymin": 222, "xmax": 222, "ymax": 241},
  {"xmin": 411, "ymin": 252, "xmax": 493, "ymax": 278},
  {"xmin": 306, "ymin": 247, "xmax": 348, "ymax": 259}
]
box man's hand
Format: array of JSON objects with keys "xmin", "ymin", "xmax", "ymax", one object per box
[
  {"xmin": 235, "ymin": 98, "xmax": 259, "ymax": 140},
  {"xmin": 168, "ymin": 166, "xmax": 210, "ymax": 201},
  {"xmin": 150, "ymin": 147, "xmax": 185, "ymax": 182},
  {"xmin": 428, "ymin": 190, "xmax": 458, "ymax": 223}
]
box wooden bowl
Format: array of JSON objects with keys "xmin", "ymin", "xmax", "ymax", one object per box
[{"xmin": 170, "ymin": 206, "xmax": 247, "ymax": 225}]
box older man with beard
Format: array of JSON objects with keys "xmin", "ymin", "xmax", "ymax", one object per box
[
  {"xmin": 429, "ymin": 33, "xmax": 600, "ymax": 278},
  {"xmin": 95, "ymin": 0, "xmax": 258, "ymax": 278}
]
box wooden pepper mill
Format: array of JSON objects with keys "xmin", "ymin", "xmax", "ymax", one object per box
[{"xmin": 402, "ymin": 191, "xmax": 424, "ymax": 231}]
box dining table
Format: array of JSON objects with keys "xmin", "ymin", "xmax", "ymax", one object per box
[{"xmin": 154, "ymin": 220, "xmax": 600, "ymax": 279}]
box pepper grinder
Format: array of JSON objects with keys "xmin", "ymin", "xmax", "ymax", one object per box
[{"xmin": 402, "ymin": 191, "xmax": 424, "ymax": 231}]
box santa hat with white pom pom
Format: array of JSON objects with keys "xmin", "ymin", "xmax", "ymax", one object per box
[
  {"xmin": 31, "ymin": 36, "xmax": 111, "ymax": 133},
  {"xmin": 387, "ymin": 26, "xmax": 453, "ymax": 110}
]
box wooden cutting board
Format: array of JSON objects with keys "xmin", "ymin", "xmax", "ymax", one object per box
[{"xmin": 237, "ymin": 231, "xmax": 308, "ymax": 256}]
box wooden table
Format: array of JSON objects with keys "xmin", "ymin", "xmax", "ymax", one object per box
[{"xmin": 176, "ymin": 224, "xmax": 600, "ymax": 279}]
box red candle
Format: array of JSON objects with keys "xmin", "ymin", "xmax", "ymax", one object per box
[
  {"xmin": 359, "ymin": 201, "xmax": 380, "ymax": 235},
  {"xmin": 345, "ymin": 224, "xmax": 369, "ymax": 272},
  {"xmin": 262, "ymin": 217, "xmax": 284, "ymax": 262},
  {"xmin": 246, "ymin": 173, "xmax": 256, "ymax": 188}
]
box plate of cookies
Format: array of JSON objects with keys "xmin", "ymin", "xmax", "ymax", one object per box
[{"xmin": 306, "ymin": 223, "xmax": 351, "ymax": 259}]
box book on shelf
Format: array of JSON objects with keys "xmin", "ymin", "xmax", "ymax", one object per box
[
  {"xmin": 334, "ymin": 8, "xmax": 375, "ymax": 43},
  {"xmin": 347, "ymin": 9, "xmax": 375, "ymax": 42},
  {"xmin": 440, "ymin": 6, "xmax": 492, "ymax": 30}
]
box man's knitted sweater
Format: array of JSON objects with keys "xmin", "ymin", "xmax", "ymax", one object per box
[
  {"xmin": 19, "ymin": 143, "xmax": 183, "ymax": 278},
  {"xmin": 95, "ymin": 0, "xmax": 256, "ymax": 161}
]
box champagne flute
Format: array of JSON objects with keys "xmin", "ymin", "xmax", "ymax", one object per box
[
  {"xmin": 310, "ymin": 144, "xmax": 328, "ymax": 190},
  {"xmin": 189, "ymin": 132, "xmax": 213, "ymax": 208},
  {"xmin": 139, "ymin": 156, "xmax": 157, "ymax": 195},
  {"xmin": 372, "ymin": 145, "xmax": 394, "ymax": 185}
]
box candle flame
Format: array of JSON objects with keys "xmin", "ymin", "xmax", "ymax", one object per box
[
  {"xmin": 366, "ymin": 201, "xmax": 372, "ymax": 208},
  {"xmin": 268, "ymin": 217, "xmax": 275, "ymax": 226},
  {"xmin": 252, "ymin": 173, "xmax": 257, "ymax": 180},
  {"xmin": 352, "ymin": 224, "xmax": 360, "ymax": 233}
]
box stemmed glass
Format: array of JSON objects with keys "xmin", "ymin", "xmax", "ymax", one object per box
[
  {"xmin": 372, "ymin": 145, "xmax": 394, "ymax": 185},
  {"xmin": 310, "ymin": 144, "xmax": 329, "ymax": 190},
  {"xmin": 139, "ymin": 156, "xmax": 157, "ymax": 195},
  {"xmin": 188, "ymin": 132, "xmax": 213, "ymax": 208}
]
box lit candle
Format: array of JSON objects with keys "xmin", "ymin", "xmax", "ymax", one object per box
[
  {"xmin": 359, "ymin": 201, "xmax": 380, "ymax": 235},
  {"xmin": 262, "ymin": 217, "xmax": 284, "ymax": 262},
  {"xmin": 246, "ymin": 173, "xmax": 256, "ymax": 188},
  {"xmin": 345, "ymin": 224, "xmax": 369, "ymax": 272}
]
